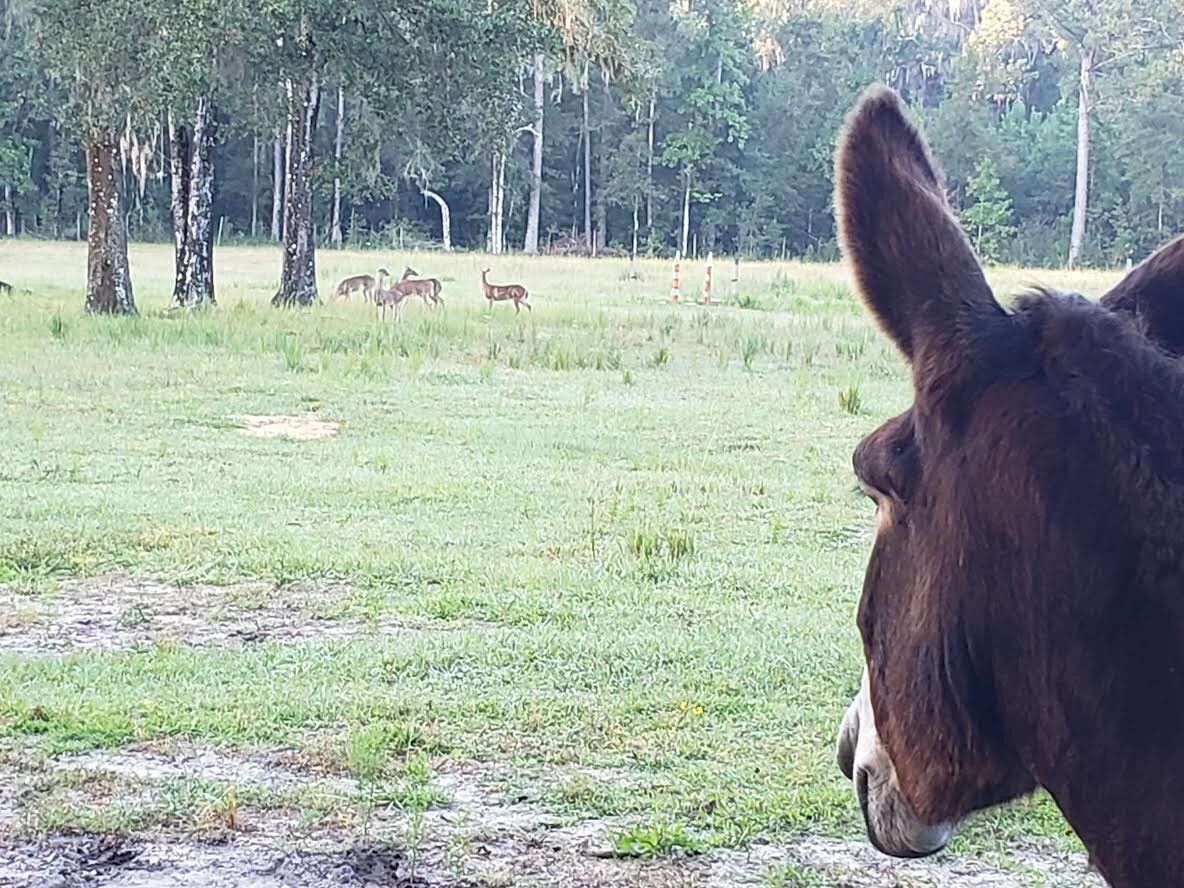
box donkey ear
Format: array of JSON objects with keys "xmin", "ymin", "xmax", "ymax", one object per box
[
  {"xmin": 1100, "ymin": 237, "xmax": 1184, "ymax": 358},
  {"xmin": 835, "ymin": 85, "xmax": 1002, "ymax": 364}
]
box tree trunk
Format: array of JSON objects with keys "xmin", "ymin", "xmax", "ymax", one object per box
[
  {"xmin": 168, "ymin": 112, "xmax": 192, "ymax": 304},
  {"xmin": 270, "ymin": 125, "xmax": 283, "ymax": 242},
  {"xmin": 595, "ymin": 75, "xmax": 610, "ymax": 254},
  {"xmin": 179, "ymin": 97, "xmax": 217, "ymax": 308},
  {"xmin": 630, "ymin": 195, "xmax": 639, "ymax": 277},
  {"xmin": 523, "ymin": 53, "xmax": 545, "ymax": 255},
  {"xmin": 3, "ymin": 184, "xmax": 13, "ymax": 236},
  {"xmin": 422, "ymin": 186, "xmax": 452, "ymax": 251},
  {"xmin": 646, "ymin": 96, "xmax": 655, "ymax": 232},
  {"xmin": 169, "ymin": 100, "xmax": 217, "ymax": 309},
  {"xmin": 84, "ymin": 129, "xmax": 135, "ymax": 314},
  {"xmin": 680, "ymin": 166, "xmax": 691, "ymax": 258},
  {"xmin": 582, "ymin": 73, "xmax": 592, "ymax": 254},
  {"xmin": 488, "ymin": 151, "xmax": 506, "ymax": 255},
  {"xmin": 272, "ymin": 77, "xmax": 321, "ymax": 307},
  {"xmin": 1068, "ymin": 47, "xmax": 1092, "ymax": 269},
  {"xmin": 251, "ymin": 134, "xmax": 259, "ymax": 239},
  {"xmin": 330, "ymin": 86, "xmax": 344, "ymax": 249}
]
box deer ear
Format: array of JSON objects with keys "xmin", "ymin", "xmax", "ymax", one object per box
[
  {"xmin": 835, "ymin": 85, "xmax": 1003, "ymax": 365},
  {"xmin": 1100, "ymin": 236, "xmax": 1184, "ymax": 358}
]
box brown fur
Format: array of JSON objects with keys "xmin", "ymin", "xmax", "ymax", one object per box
[
  {"xmin": 480, "ymin": 268, "xmax": 530, "ymax": 313},
  {"xmin": 837, "ymin": 84, "xmax": 1184, "ymax": 888},
  {"xmin": 395, "ymin": 266, "xmax": 444, "ymax": 309},
  {"xmin": 332, "ymin": 267, "xmax": 389, "ymax": 303}
]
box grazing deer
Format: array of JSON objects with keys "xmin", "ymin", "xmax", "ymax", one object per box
[
  {"xmin": 395, "ymin": 266, "xmax": 445, "ymax": 309},
  {"xmin": 374, "ymin": 269, "xmax": 437, "ymax": 322},
  {"xmin": 332, "ymin": 267, "xmax": 389, "ymax": 302},
  {"xmin": 480, "ymin": 268, "xmax": 530, "ymax": 313}
]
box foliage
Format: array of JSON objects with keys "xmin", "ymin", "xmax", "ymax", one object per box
[
  {"xmin": 962, "ymin": 157, "xmax": 1017, "ymax": 262},
  {"xmin": 3, "ymin": 0, "xmax": 1184, "ymax": 263}
]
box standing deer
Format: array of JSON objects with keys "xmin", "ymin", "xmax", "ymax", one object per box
[
  {"xmin": 374, "ymin": 268, "xmax": 439, "ymax": 322},
  {"xmin": 374, "ymin": 284, "xmax": 402, "ymax": 321},
  {"xmin": 332, "ymin": 267, "xmax": 389, "ymax": 302},
  {"xmin": 480, "ymin": 268, "xmax": 530, "ymax": 313},
  {"xmin": 394, "ymin": 266, "xmax": 445, "ymax": 309}
]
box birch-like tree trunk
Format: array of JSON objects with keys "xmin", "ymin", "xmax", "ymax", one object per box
[
  {"xmin": 524, "ymin": 53, "xmax": 545, "ymax": 255},
  {"xmin": 646, "ymin": 96, "xmax": 655, "ymax": 232},
  {"xmin": 421, "ymin": 186, "xmax": 452, "ymax": 251},
  {"xmin": 272, "ymin": 76, "xmax": 321, "ymax": 307},
  {"xmin": 3, "ymin": 184, "xmax": 13, "ymax": 236},
  {"xmin": 169, "ymin": 99, "xmax": 217, "ymax": 309},
  {"xmin": 168, "ymin": 112, "xmax": 192, "ymax": 303},
  {"xmin": 270, "ymin": 126, "xmax": 283, "ymax": 242},
  {"xmin": 582, "ymin": 70, "xmax": 592, "ymax": 254},
  {"xmin": 180, "ymin": 97, "xmax": 216, "ymax": 307},
  {"xmin": 680, "ymin": 166, "xmax": 691, "ymax": 258},
  {"xmin": 251, "ymin": 134, "xmax": 259, "ymax": 239},
  {"xmin": 1068, "ymin": 46, "xmax": 1092, "ymax": 269},
  {"xmin": 330, "ymin": 86, "xmax": 344, "ymax": 248}
]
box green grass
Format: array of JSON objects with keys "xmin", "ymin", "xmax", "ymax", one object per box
[{"xmin": 0, "ymin": 241, "xmax": 1117, "ymax": 855}]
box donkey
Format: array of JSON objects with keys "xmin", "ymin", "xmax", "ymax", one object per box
[
  {"xmin": 332, "ymin": 267, "xmax": 388, "ymax": 302},
  {"xmin": 832, "ymin": 84, "xmax": 1184, "ymax": 888},
  {"xmin": 480, "ymin": 268, "xmax": 530, "ymax": 313}
]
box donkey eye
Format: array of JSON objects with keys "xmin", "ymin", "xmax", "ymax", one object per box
[{"xmin": 856, "ymin": 480, "xmax": 881, "ymax": 501}]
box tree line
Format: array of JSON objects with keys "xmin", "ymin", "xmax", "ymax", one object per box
[{"xmin": 1, "ymin": 0, "xmax": 1182, "ymax": 314}]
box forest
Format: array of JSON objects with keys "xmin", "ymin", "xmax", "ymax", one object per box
[{"xmin": 1, "ymin": 0, "xmax": 1182, "ymax": 311}]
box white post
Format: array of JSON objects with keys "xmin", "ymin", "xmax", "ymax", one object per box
[
  {"xmin": 671, "ymin": 252, "xmax": 681, "ymax": 303},
  {"xmin": 702, "ymin": 251, "xmax": 713, "ymax": 304}
]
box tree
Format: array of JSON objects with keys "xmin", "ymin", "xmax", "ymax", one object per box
[
  {"xmin": 526, "ymin": 0, "xmax": 636, "ymax": 254},
  {"xmin": 658, "ymin": 0, "xmax": 751, "ymax": 256},
  {"xmin": 962, "ymin": 157, "xmax": 1016, "ymax": 261},
  {"xmin": 149, "ymin": 0, "xmax": 241, "ymax": 309},
  {"xmin": 6, "ymin": 0, "xmax": 1184, "ymax": 266},
  {"xmin": 524, "ymin": 52, "xmax": 546, "ymax": 253},
  {"xmin": 1023, "ymin": 0, "xmax": 1183, "ymax": 266},
  {"xmin": 33, "ymin": 0, "xmax": 156, "ymax": 314}
]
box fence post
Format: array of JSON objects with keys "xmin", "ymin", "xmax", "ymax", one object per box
[{"xmin": 671, "ymin": 252, "xmax": 681, "ymax": 303}]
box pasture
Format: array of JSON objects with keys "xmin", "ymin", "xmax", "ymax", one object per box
[{"xmin": 0, "ymin": 241, "xmax": 1112, "ymax": 886}]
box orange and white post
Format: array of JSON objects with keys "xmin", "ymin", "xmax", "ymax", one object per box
[
  {"xmin": 701, "ymin": 252, "xmax": 714, "ymax": 304},
  {"xmin": 671, "ymin": 252, "xmax": 682, "ymax": 302}
]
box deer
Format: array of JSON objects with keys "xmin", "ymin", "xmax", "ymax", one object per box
[
  {"xmin": 374, "ymin": 281, "xmax": 408, "ymax": 322},
  {"xmin": 480, "ymin": 268, "xmax": 530, "ymax": 313},
  {"xmin": 373, "ymin": 269, "xmax": 438, "ymax": 322},
  {"xmin": 393, "ymin": 266, "xmax": 445, "ymax": 309},
  {"xmin": 331, "ymin": 267, "xmax": 389, "ymax": 302}
]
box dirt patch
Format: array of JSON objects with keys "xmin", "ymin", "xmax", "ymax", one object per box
[
  {"xmin": 238, "ymin": 414, "xmax": 339, "ymax": 441},
  {"xmin": 0, "ymin": 835, "xmax": 449, "ymax": 888},
  {"xmin": 0, "ymin": 575, "xmax": 442, "ymax": 655},
  {"xmin": 0, "ymin": 744, "xmax": 1103, "ymax": 888},
  {"xmin": 53, "ymin": 740, "xmax": 358, "ymax": 797}
]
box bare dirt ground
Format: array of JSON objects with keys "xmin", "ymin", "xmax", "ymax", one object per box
[
  {"xmin": 0, "ymin": 575, "xmax": 450, "ymax": 654},
  {"xmin": 0, "ymin": 576, "xmax": 1104, "ymax": 887},
  {"xmin": 237, "ymin": 415, "xmax": 340, "ymax": 441}
]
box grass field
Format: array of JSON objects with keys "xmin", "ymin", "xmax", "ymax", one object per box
[{"xmin": 0, "ymin": 240, "xmax": 1118, "ymax": 886}]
